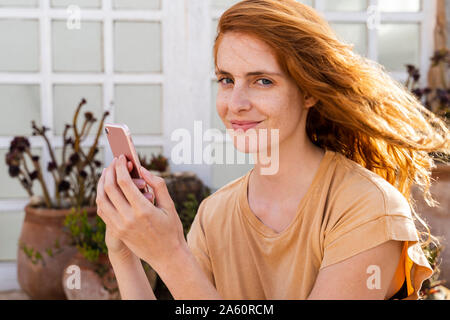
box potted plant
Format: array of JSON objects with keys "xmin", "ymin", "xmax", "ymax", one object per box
[
  {"xmin": 5, "ymin": 98, "xmax": 109, "ymax": 299},
  {"xmin": 61, "ymin": 207, "xmax": 158, "ymax": 300},
  {"xmin": 405, "ymin": 48, "xmax": 450, "ymax": 298}
]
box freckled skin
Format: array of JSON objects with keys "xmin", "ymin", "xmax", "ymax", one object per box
[{"xmin": 215, "ymin": 32, "xmax": 315, "ymax": 154}]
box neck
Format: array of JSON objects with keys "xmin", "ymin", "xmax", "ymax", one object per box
[{"xmin": 250, "ymin": 127, "xmax": 325, "ymax": 201}]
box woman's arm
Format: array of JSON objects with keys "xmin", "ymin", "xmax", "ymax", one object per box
[
  {"xmin": 97, "ymin": 156, "xmax": 222, "ymax": 300},
  {"xmin": 307, "ymin": 240, "xmax": 403, "ymax": 299},
  {"xmin": 154, "ymin": 243, "xmax": 221, "ymax": 300},
  {"xmin": 109, "ymin": 251, "xmax": 156, "ymax": 300}
]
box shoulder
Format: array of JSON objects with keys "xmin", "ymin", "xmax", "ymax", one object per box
[
  {"xmin": 327, "ymin": 152, "xmax": 412, "ymax": 221},
  {"xmin": 194, "ymin": 171, "xmax": 249, "ymax": 227}
]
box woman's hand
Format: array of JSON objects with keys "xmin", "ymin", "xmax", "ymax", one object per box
[
  {"xmin": 96, "ymin": 154, "xmax": 186, "ymax": 273},
  {"xmin": 98, "ymin": 161, "xmax": 155, "ymax": 260}
]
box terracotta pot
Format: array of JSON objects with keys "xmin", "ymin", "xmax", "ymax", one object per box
[
  {"xmin": 412, "ymin": 163, "xmax": 450, "ymax": 283},
  {"xmin": 17, "ymin": 204, "xmax": 97, "ymax": 300},
  {"xmin": 62, "ymin": 252, "xmax": 158, "ymax": 300}
]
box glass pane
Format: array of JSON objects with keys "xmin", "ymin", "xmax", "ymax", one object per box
[
  {"xmin": 114, "ymin": 22, "xmax": 161, "ymax": 73},
  {"xmin": 324, "ymin": 0, "xmax": 367, "ymax": 11},
  {"xmin": 113, "ymin": 0, "xmax": 160, "ymax": 10},
  {"xmin": 296, "ymin": 0, "xmax": 314, "ymax": 7},
  {"xmin": 52, "ymin": 20, "xmax": 103, "ymax": 73},
  {"xmin": 114, "ymin": 85, "xmax": 162, "ymax": 135},
  {"xmin": 330, "ymin": 23, "xmax": 367, "ymax": 56},
  {"xmin": 0, "ymin": 0, "xmax": 37, "ymax": 7},
  {"xmin": 211, "ymin": 0, "xmax": 240, "ymax": 9},
  {"xmin": 378, "ymin": 23, "xmax": 420, "ymax": 72},
  {"xmin": 0, "ymin": 19, "xmax": 39, "ymax": 72},
  {"xmin": 0, "ymin": 211, "xmax": 25, "ymax": 260},
  {"xmin": 51, "ymin": 0, "xmax": 101, "ymax": 8},
  {"xmin": 0, "ymin": 147, "xmax": 42, "ymax": 199},
  {"xmin": 53, "ymin": 84, "xmax": 103, "ymax": 136},
  {"xmin": 378, "ymin": 0, "xmax": 421, "ymax": 12},
  {"xmin": 211, "ymin": 80, "xmax": 226, "ymax": 132},
  {"xmin": 0, "ymin": 85, "xmax": 40, "ymax": 136}
]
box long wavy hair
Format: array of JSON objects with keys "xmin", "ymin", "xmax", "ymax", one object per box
[{"xmin": 213, "ymin": 0, "xmax": 449, "ymax": 250}]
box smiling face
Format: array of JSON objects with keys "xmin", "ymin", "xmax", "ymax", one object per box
[{"xmin": 215, "ymin": 31, "xmax": 317, "ymax": 154}]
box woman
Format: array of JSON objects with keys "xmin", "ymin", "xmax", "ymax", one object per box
[{"xmin": 96, "ymin": 0, "xmax": 449, "ymax": 300}]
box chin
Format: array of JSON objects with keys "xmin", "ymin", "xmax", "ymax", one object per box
[{"xmin": 229, "ymin": 128, "xmax": 273, "ymax": 154}]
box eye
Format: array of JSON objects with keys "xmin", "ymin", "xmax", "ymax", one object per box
[
  {"xmin": 217, "ymin": 77, "xmax": 233, "ymax": 85},
  {"xmin": 257, "ymin": 78, "xmax": 273, "ymax": 86}
]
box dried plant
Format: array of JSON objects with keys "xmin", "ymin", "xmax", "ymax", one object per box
[
  {"xmin": 139, "ymin": 152, "xmax": 169, "ymax": 173},
  {"xmin": 405, "ymin": 48, "xmax": 450, "ymax": 120},
  {"xmin": 5, "ymin": 99, "xmax": 109, "ymax": 209},
  {"xmin": 405, "ymin": 48, "xmax": 450, "ymax": 163}
]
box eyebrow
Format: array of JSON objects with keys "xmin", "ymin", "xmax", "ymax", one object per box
[{"xmin": 215, "ymin": 69, "xmax": 283, "ymax": 77}]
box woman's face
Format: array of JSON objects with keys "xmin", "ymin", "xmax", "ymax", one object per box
[{"xmin": 215, "ymin": 32, "xmax": 316, "ymax": 154}]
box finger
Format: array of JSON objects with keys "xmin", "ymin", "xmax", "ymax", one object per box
[
  {"xmin": 127, "ymin": 161, "xmax": 133, "ymax": 173},
  {"xmin": 139, "ymin": 166, "xmax": 175, "ymax": 212},
  {"xmin": 143, "ymin": 192, "xmax": 154, "ymax": 202},
  {"xmin": 115, "ymin": 155, "xmax": 149, "ymax": 211},
  {"xmin": 96, "ymin": 169, "xmax": 121, "ymax": 227},
  {"xmin": 104, "ymin": 158, "xmax": 132, "ymax": 214},
  {"xmin": 132, "ymin": 178, "xmax": 146, "ymax": 189}
]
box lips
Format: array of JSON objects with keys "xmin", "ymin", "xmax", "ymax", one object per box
[{"xmin": 230, "ymin": 120, "xmax": 263, "ymax": 132}]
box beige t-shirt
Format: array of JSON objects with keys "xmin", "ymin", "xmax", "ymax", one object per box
[{"xmin": 186, "ymin": 149, "xmax": 433, "ymax": 299}]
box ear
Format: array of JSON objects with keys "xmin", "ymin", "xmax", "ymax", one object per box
[{"xmin": 303, "ymin": 93, "xmax": 318, "ymax": 109}]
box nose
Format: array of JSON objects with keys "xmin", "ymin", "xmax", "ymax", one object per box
[{"xmin": 229, "ymin": 85, "xmax": 251, "ymax": 114}]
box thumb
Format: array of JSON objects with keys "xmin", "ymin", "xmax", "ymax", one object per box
[{"xmin": 139, "ymin": 166, "xmax": 175, "ymax": 212}]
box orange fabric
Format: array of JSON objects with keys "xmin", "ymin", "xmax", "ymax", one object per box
[{"xmin": 187, "ymin": 149, "xmax": 433, "ymax": 299}]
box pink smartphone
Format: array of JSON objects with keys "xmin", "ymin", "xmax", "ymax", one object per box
[{"xmin": 104, "ymin": 123, "xmax": 150, "ymax": 196}]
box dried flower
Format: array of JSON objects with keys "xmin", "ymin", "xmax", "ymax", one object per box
[
  {"xmin": 31, "ymin": 155, "xmax": 40, "ymax": 162},
  {"xmin": 84, "ymin": 112, "xmax": 94, "ymax": 122},
  {"xmin": 80, "ymin": 170, "xmax": 87, "ymax": 179},
  {"xmin": 10, "ymin": 137, "xmax": 30, "ymax": 153},
  {"xmin": 430, "ymin": 48, "xmax": 450, "ymax": 66},
  {"xmin": 65, "ymin": 165, "xmax": 73, "ymax": 175},
  {"xmin": 5, "ymin": 150, "xmax": 20, "ymax": 167},
  {"xmin": 47, "ymin": 162, "xmax": 57, "ymax": 172},
  {"xmin": 58, "ymin": 180, "xmax": 70, "ymax": 192},
  {"xmin": 8, "ymin": 166, "xmax": 20, "ymax": 177},
  {"xmin": 412, "ymin": 88, "xmax": 423, "ymax": 99},
  {"xmin": 65, "ymin": 137, "xmax": 74, "ymax": 146},
  {"xmin": 69, "ymin": 153, "xmax": 80, "ymax": 165},
  {"xmin": 94, "ymin": 160, "xmax": 102, "ymax": 168},
  {"xmin": 30, "ymin": 171, "xmax": 38, "ymax": 180}
]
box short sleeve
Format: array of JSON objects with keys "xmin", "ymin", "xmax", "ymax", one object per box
[
  {"xmin": 320, "ymin": 177, "xmax": 433, "ymax": 299},
  {"xmin": 186, "ymin": 198, "xmax": 216, "ymax": 287}
]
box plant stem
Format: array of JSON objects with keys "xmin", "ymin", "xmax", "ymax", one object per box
[
  {"xmin": 73, "ymin": 99, "xmax": 87, "ymax": 154},
  {"xmin": 18, "ymin": 171, "xmax": 33, "ymax": 197},
  {"xmin": 50, "ymin": 170, "xmax": 61, "ymax": 208},
  {"xmin": 25, "ymin": 149, "xmax": 52, "ymax": 208},
  {"xmin": 85, "ymin": 112, "xmax": 108, "ymax": 163}
]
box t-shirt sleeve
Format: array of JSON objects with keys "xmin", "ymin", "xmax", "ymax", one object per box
[
  {"xmin": 319, "ymin": 178, "xmax": 433, "ymax": 300},
  {"xmin": 186, "ymin": 197, "xmax": 216, "ymax": 287}
]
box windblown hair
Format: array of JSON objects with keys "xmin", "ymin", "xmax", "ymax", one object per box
[{"xmin": 213, "ymin": 0, "xmax": 449, "ymax": 249}]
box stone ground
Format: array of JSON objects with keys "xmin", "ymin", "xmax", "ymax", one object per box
[{"xmin": 0, "ymin": 290, "xmax": 30, "ymax": 300}]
